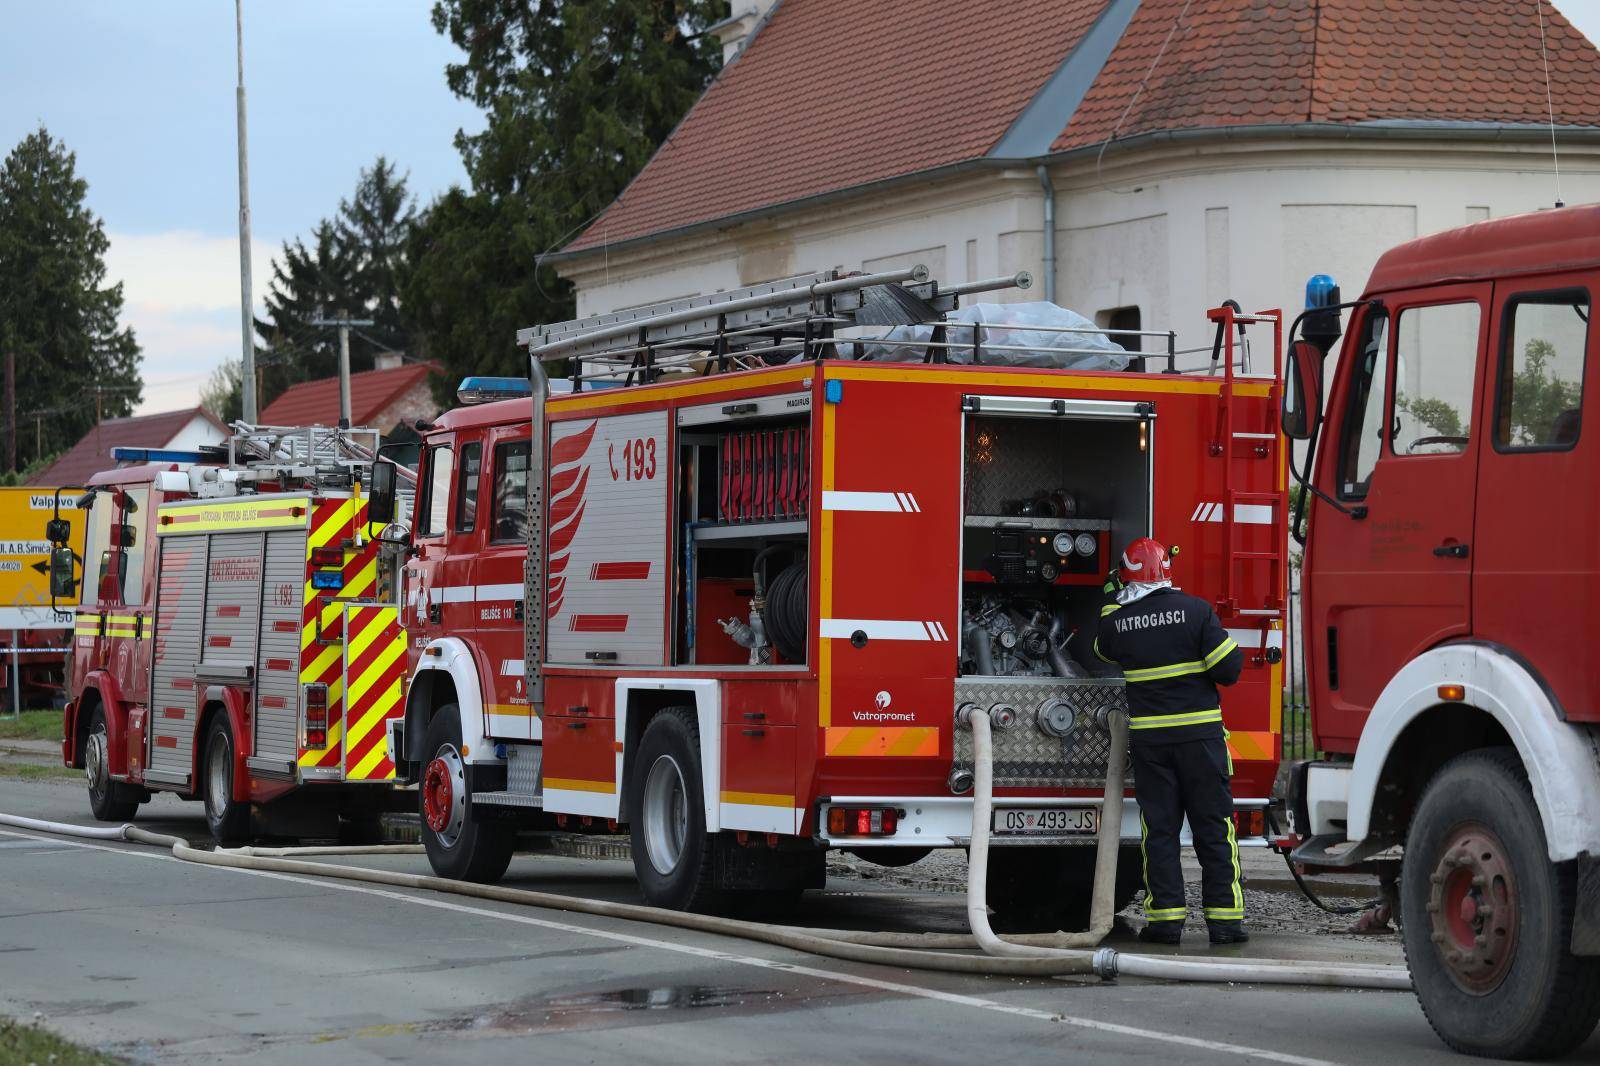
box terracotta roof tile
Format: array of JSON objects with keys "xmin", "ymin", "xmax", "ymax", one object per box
[
  {"xmin": 563, "ymin": 0, "xmax": 1109, "ymax": 254},
  {"xmin": 562, "ymin": 0, "xmax": 1600, "ymax": 256},
  {"xmin": 258, "ymin": 362, "xmax": 441, "ymax": 429},
  {"xmin": 1055, "ymin": 0, "xmax": 1600, "ymax": 149},
  {"xmin": 30, "ymin": 407, "xmax": 226, "ymax": 487}
]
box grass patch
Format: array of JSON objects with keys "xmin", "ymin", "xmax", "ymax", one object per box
[
  {"xmin": 0, "ymin": 709, "xmax": 60, "ymax": 742},
  {"xmin": 0, "ymin": 761, "xmax": 78, "ymax": 783},
  {"xmin": 0, "ymin": 1018, "xmax": 119, "ymax": 1064}
]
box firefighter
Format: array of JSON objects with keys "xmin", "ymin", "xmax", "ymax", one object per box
[{"xmin": 1095, "ymin": 536, "xmax": 1247, "ymax": 946}]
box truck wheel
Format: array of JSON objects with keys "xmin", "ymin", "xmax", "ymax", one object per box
[
  {"xmin": 986, "ymin": 844, "xmax": 1142, "ymax": 933},
  {"xmin": 84, "ymin": 707, "xmax": 139, "ymax": 822},
  {"xmin": 203, "ymin": 717, "xmax": 252, "ymax": 844},
  {"xmin": 419, "ymin": 707, "xmax": 514, "ymax": 883},
  {"xmin": 629, "ymin": 708, "xmax": 720, "ymax": 912},
  {"xmin": 1402, "ymin": 748, "xmax": 1600, "ymax": 1059}
]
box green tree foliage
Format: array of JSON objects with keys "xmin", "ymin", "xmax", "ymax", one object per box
[
  {"xmin": 405, "ymin": 0, "xmax": 723, "ymax": 388},
  {"xmin": 200, "ymin": 357, "xmax": 244, "ymax": 423},
  {"xmin": 1506, "ymin": 337, "xmax": 1581, "ymax": 446},
  {"xmin": 254, "ymin": 157, "xmax": 416, "ymax": 408},
  {"xmin": 0, "ymin": 127, "xmax": 141, "ymax": 470},
  {"xmin": 1394, "ymin": 392, "xmax": 1464, "ymax": 439}
]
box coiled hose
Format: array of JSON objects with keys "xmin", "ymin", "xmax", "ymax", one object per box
[
  {"xmin": 764, "ymin": 560, "xmax": 807, "ymax": 663},
  {"xmin": 0, "ymin": 720, "xmax": 1410, "ymax": 989}
]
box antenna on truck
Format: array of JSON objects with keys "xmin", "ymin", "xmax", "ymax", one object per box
[{"xmin": 1535, "ymin": 0, "xmax": 1566, "ymax": 208}]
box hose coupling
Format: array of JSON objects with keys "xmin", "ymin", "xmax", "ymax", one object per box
[
  {"xmin": 955, "ymin": 701, "xmax": 982, "ymax": 726},
  {"xmin": 988, "ymin": 704, "xmax": 1017, "ymax": 730},
  {"xmin": 1092, "ymin": 948, "xmax": 1120, "ymax": 980},
  {"xmin": 947, "ymin": 767, "xmax": 975, "ymax": 795}
]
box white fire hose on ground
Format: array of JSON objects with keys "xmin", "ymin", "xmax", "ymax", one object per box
[{"xmin": 0, "ymin": 714, "xmax": 1408, "ymax": 989}]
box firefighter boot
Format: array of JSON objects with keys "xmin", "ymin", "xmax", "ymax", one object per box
[
  {"xmin": 1138, "ymin": 921, "xmax": 1183, "ymax": 945},
  {"xmin": 1207, "ymin": 920, "xmax": 1250, "ymax": 945}
]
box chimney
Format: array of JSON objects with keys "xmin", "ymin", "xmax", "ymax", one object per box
[
  {"xmin": 709, "ymin": 0, "xmax": 777, "ymax": 65},
  {"xmin": 374, "ymin": 351, "xmax": 405, "ymax": 371}
]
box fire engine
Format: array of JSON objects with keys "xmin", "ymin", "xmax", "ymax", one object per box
[
  {"xmin": 54, "ymin": 425, "xmax": 410, "ymax": 843},
  {"xmin": 1282, "ymin": 205, "xmax": 1600, "ymax": 1058},
  {"xmin": 372, "ymin": 265, "xmax": 1290, "ymax": 930}
]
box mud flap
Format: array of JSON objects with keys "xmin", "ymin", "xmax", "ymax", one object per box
[{"xmin": 1574, "ymin": 855, "xmax": 1600, "ymax": 956}]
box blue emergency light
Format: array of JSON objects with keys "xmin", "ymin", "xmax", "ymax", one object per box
[
  {"xmin": 457, "ymin": 376, "xmax": 532, "ymax": 404},
  {"xmin": 110, "ymin": 447, "xmax": 208, "ymax": 463},
  {"xmin": 310, "ymin": 570, "xmax": 345, "ymax": 590},
  {"xmin": 1305, "ymin": 274, "xmax": 1338, "ymax": 310}
]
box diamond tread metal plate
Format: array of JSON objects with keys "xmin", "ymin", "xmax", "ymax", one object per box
[{"xmin": 953, "ymin": 677, "xmax": 1131, "ymax": 789}]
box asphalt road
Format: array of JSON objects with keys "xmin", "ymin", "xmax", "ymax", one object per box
[{"xmin": 2, "ymin": 772, "xmax": 1596, "ymax": 1065}]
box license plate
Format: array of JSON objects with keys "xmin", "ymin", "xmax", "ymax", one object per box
[{"xmin": 992, "ymin": 807, "xmax": 1098, "ymax": 835}]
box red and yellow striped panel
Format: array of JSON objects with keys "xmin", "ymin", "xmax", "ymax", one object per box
[
  {"xmin": 297, "ymin": 497, "xmax": 381, "ymax": 772},
  {"xmin": 1226, "ymin": 730, "xmax": 1278, "ymax": 762},
  {"xmin": 342, "ymin": 603, "xmax": 405, "ymax": 780},
  {"xmin": 823, "ymin": 726, "xmax": 940, "ymax": 757}
]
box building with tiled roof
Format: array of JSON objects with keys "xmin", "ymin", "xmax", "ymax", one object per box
[
  {"xmin": 258, "ymin": 355, "xmax": 441, "ymax": 439},
  {"xmin": 548, "ymin": 0, "xmax": 1600, "ymax": 357},
  {"xmin": 30, "ymin": 407, "xmax": 228, "ymax": 487}
]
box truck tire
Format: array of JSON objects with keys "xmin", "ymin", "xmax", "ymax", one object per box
[
  {"xmin": 419, "ymin": 707, "xmax": 514, "ymax": 884},
  {"xmin": 203, "ymin": 716, "xmax": 252, "ymax": 844},
  {"xmin": 629, "ymin": 708, "xmax": 721, "ymax": 912},
  {"xmin": 1402, "ymin": 747, "xmax": 1600, "ymax": 1059},
  {"xmin": 986, "ymin": 843, "xmax": 1143, "ymax": 933},
  {"xmin": 84, "ymin": 707, "xmax": 139, "ymax": 822}
]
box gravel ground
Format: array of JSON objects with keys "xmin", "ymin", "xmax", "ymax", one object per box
[{"xmin": 826, "ymin": 847, "xmax": 1393, "ymax": 938}]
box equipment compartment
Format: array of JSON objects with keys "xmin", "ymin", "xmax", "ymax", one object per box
[{"xmin": 959, "ymin": 404, "xmax": 1152, "ymax": 680}]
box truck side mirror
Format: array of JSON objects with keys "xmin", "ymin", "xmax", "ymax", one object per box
[
  {"xmin": 110, "ymin": 523, "xmax": 136, "ymax": 549},
  {"xmin": 46, "ymin": 517, "xmax": 71, "ymax": 544},
  {"xmin": 49, "ymin": 546, "xmax": 76, "ymax": 599},
  {"xmin": 367, "ymin": 460, "xmax": 398, "ymax": 525},
  {"xmin": 1282, "ymin": 340, "xmax": 1323, "ymax": 441}
]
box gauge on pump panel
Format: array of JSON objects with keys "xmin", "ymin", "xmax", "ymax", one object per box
[
  {"xmin": 1052, "ymin": 532, "xmax": 1076, "ymax": 556},
  {"xmin": 1074, "ymin": 533, "xmax": 1097, "ymax": 557}
]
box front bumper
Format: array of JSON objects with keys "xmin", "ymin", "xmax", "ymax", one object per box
[{"xmin": 818, "ymin": 794, "xmax": 1272, "ymax": 848}]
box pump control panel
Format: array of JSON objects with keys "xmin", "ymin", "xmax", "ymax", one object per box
[{"xmin": 962, "ymin": 517, "xmax": 1108, "ymax": 585}]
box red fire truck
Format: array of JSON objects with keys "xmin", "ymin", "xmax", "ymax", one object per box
[
  {"xmin": 375, "ymin": 266, "xmax": 1290, "ymax": 929},
  {"xmin": 1282, "ymin": 206, "xmax": 1600, "ymax": 1058},
  {"xmin": 55, "ymin": 427, "xmax": 409, "ymax": 843}
]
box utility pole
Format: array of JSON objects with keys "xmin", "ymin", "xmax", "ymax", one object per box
[
  {"xmin": 3, "ymin": 352, "xmax": 12, "ymax": 473},
  {"xmin": 235, "ymin": 0, "xmax": 257, "ymax": 422},
  {"xmin": 309, "ymin": 312, "xmax": 374, "ymax": 428}
]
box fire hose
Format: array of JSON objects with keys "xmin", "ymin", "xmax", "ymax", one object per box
[{"xmin": 0, "ymin": 713, "xmax": 1409, "ymax": 988}]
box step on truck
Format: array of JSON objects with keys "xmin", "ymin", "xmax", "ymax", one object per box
[
  {"xmin": 376, "ymin": 266, "xmax": 1291, "ymax": 927},
  {"xmin": 1282, "ymin": 205, "xmax": 1600, "ymax": 1058},
  {"xmin": 53, "ymin": 426, "xmax": 411, "ymax": 843}
]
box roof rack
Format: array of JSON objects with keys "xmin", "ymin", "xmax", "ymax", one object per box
[{"xmin": 169, "ymin": 423, "xmax": 417, "ymax": 500}]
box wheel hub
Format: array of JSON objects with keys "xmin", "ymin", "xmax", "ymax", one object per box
[
  {"xmin": 641, "ymin": 754, "xmax": 689, "ymax": 876},
  {"xmin": 84, "ymin": 727, "xmax": 107, "ymax": 795},
  {"xmin": 1429, "ymin": 823, "xmax": 1517, "ymax": 994},
  {"xmin": 422, "ymin": 746, "xmax": 466, "ymax": 848}
]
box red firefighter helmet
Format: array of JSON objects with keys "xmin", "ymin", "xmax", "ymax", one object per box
[{"xmin": 1118, "ymin": 536, "xmax": 1172, "ymax": 585}]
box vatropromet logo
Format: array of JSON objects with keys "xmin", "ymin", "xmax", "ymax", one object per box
[{"xmin": 546, "ymin": 420, "xmax": 598, "ymax": 621}]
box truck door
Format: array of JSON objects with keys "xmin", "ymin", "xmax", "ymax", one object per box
[
  {"xmin": 480, "ymin": 425, "xmax": 537, "ymax": 740},
  {"xmin": 1473, "ymin": 278, "xmax": 1594, "ymax": 718},
  {"xmin": 1307, "ymin": 285, "xmax": 1488, "ymax": 748},
  {"xmin": 406, "ymin": 436, "xmax": 455, "ymax": 645},
  {"xmin": 110, "ymin": 486, "xmax": 152, "ymax": 707}
]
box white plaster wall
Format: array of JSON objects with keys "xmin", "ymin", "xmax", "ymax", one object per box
[
  {"xmin": 166, "ymin": 415, "xmax": 227, "ymax": 451},
  {"xmin": 557, "ymin": 139, "xmax": 1600, "ymax": 384}
]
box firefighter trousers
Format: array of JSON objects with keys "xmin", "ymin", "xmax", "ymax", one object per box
[{"xmin": 1130, "ymin": 736, "xmax": 1244, "ymax": 924}]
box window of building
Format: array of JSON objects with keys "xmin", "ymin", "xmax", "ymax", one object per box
[
  {"xmin": 1390, "ymin": 301, "xmax": 1481, "ymax": 456},
  {"xmin": 418, "ymin": 443, "xmax": 453, "ymax": 537},
  {"xmin": 453, "ymin": 443, "xmax": 482, "ymax": 534},
  {"xmin": 491, "ymin": 440, "xmax": 531, "ymax": 543},
  {"xmin": 1337, "ymin": 310, "xmax": 1390, "ymax": 499},
  {"xmin": 1098, "ymin": 306, "xmax": 1143, "ymax": 352},
  {"xmin": 1495, "ymin": 290, "xmax": 1589, "ymax": 451}
]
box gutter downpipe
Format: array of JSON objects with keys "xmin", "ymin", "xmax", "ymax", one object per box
[{"xmin": 1036, "ymin": 164, "xmax": 1056, "ymax": 302}]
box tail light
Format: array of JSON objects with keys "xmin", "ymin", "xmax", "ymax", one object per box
[
  {"xmin": 826, "ymin": 806, "xmax": 899, "ymax": 837},
  {"xmin": 303, "ymin": 683, "xmax": 329, "ymax": 749},
  {"xmin": 1233, "ymin": 808, "xmax": 1266, "ymax": 838},
  {"xmin": 310, "ymin": 546, "xmax": 344, "ymax": 567}
]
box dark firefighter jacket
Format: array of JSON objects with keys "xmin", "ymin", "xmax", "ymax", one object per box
[{"xmin": 1095, "ymin": 586, "xmax": 1243, "ymax": 744}]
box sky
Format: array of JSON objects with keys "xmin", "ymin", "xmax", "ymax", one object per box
[
  {"xmin": 1, "ymin": 2, "xmax": 1599, "ymax": 417},
  {"xmin": 0, "ymin": 1, "xmax": 482, "ymax": 414}
]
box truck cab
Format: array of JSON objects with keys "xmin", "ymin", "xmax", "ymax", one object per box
[{"xmin": 1284, "ymin": 205, "xmax": 1600, "ymax": 1059}]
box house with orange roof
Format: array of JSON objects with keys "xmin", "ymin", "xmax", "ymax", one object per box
[{"xmin": 545, "ymin": 0, "xmax": 1600, "ymax": 374}]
